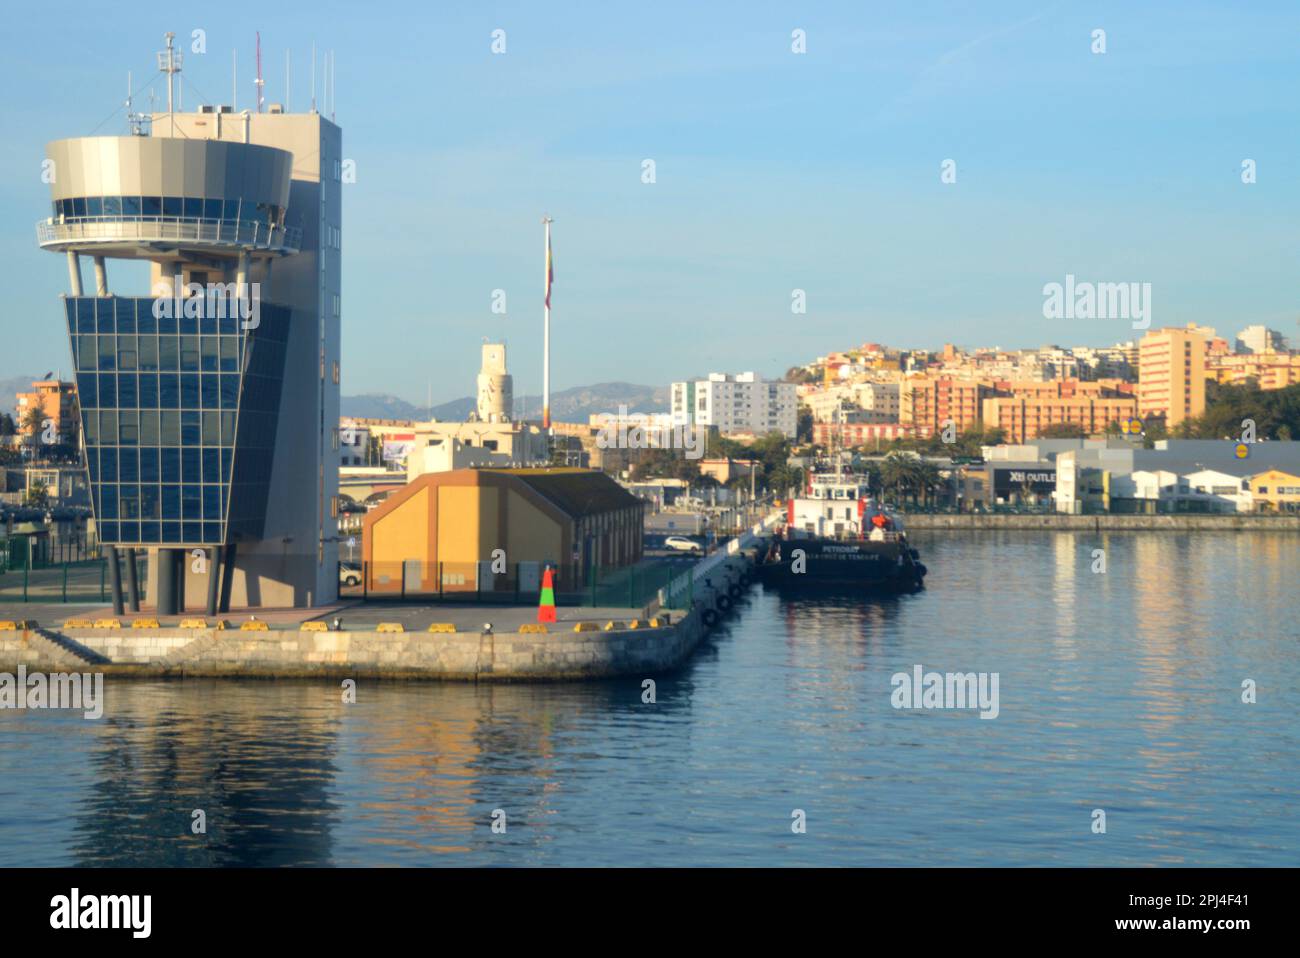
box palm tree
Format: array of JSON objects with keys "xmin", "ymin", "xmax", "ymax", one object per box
[
  {"xmin": 879, "ymin": 452, "xmax": 917, "ymax": 506},
  {"xmin": 911, "ymin": 460, "xmax": 942, "ymax": 508},
  {"xmin": 21, "ymin": 406, "xmax": 46, "ymax": 458}
]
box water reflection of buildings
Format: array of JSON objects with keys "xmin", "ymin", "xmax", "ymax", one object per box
[
  {"xmin": 334, "ymin": 681, "xmax": 644, "ymax": 861},
  {"xmin": 73, "ymin": 681, "xmax": 342, "ymax": 866}
]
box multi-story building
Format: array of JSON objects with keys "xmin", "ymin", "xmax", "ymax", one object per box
[
  {"xmin": 852, "ymin": 381, "xmax": 900, "ymax": 418},
  {"xmin": 900, "ymin": 377, "xmax": 994, "ymax": 437},
  {"xmin": 980, "ymin": 381, "xmax": 1137, "ymax": 444},
  {"xmin": 1206, "ymin": 352, "xmax": 1300, "ymax": 390},
  {"xmin": 1236, "ymin": 325, "xmax": 1287, "ymax": 355},
  {"xmin": 812, "ymin": 422, "xmax": 913, "ymax": 447},
  {"xmin": 37, "ymin": 36, "xmax": 341, "ymax": 613},
  {"xmin": 671, "ymin": 372, "xmax": 797, "ymax": 438},
  {"xmin": 15, "ymin": 380, "xmax": 78, "ymax": 446},
  {"xmin": 1138, "ymin": 327, "xmax": 1207, "ymax": 428}
]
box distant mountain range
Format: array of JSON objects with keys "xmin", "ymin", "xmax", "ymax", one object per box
[
  {"xmin": 1, "ymin": 372, "xmax": 668, "ymax": 426},
  {"xmin": 341, "ymin": 382, "xmax": 670, "ymax": 423}
]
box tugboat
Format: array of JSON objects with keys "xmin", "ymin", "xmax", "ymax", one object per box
[{"xmin": 758, "ymin": 470, "xmax": 927, "ymax": 593}]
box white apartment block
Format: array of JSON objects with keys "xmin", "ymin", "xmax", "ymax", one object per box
[
  {"xmin": 671, "ymin": 372, "xmax": 798, "ymax": 438},
  {"xmin": 1236, "ymin": 325, "xmax": 1287, "ymax": 355}
]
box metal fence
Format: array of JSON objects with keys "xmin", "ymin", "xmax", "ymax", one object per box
[{"xmin": 0, "ymin": 554, "xmax": 147, "ymax": 605}]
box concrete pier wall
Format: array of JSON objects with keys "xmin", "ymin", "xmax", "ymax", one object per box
[
  {"xmin": 0, "ymin": 612, "xmax": 711, "ymax": 682},
  {"xmin": 902, "ymin": 514, "xmax": 1300, "ymax": 531}
]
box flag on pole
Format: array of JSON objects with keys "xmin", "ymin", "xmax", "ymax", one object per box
[{"xmin": 545, "ymin": 228, "xmax": 554, "ymax": 309}]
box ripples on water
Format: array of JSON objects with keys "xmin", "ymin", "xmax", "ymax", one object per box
[{"xmin": 0, "ymin": 531, "xmax": 1296, "ymax": 866}]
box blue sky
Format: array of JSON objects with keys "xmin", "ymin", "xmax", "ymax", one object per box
[{"xmin": 2, "ymin": 1, "xmax": 1299, "ymax": 406}]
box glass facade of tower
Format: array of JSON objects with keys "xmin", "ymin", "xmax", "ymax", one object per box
[{"xmin": 65, "ymin": 295, "xmax": 290, "ymax": 547}]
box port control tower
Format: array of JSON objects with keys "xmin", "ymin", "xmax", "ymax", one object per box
[{"xmin": 36, "ymin": 33, "xmax": 342, "ymax": 613}]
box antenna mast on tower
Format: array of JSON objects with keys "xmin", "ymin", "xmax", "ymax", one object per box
[{"xmin": 157, "ymin": 32, "xmax": 183, "ymax": 135}]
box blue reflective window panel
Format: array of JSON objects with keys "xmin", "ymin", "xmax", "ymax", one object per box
[
  {"xmin": 100, "ymin": 522, "xmax": 119, "ymax": 541},
  {"xmin": 102, "ymin": 196, "xmax": 121, "ymax": 216},
  {"xmin": 182, "ymin": 486, "xmax": 202, "ymax": 518},
  {"xmin": 183, "ymin": 522, "xmax": 203, "ymax": 544},
  {"xmin": 143, "ymin": 196, "xmax": 162, "ymax": 217},
  {"xmin": 203, "ymin": 486, "xmax": 221, "ymax": 519},
  {"xmin": 136, "ymin": 299, "xmax": 157, "ymax": 333},
  {"xmin": 162, "ymin": 521, "xmax": 180, "ymax": 542},
  {"xmin": 99, "ymin": 448, "xmax": 117, "ymax": 482},
  {"xmin": 203, "ymin": 198, "xmax": 222, "ymax": 219},
  {"xmin": 183, "ymin": 198, "xmax": 202, "ymax": 218},
  {"xmin": 220, "ymin": 374, "xmax": 239, "ymax": 407},
  {"xmin": 98, "ymin": 373, "xmax": 116, "ymax": 407},
  {"xmin": 117, "ymin": 374, "xmax": 137, "ymax": 409},
  {"xmin": 203, "ymin": 449, "xmax": 221, "ymax": 484},
  {"xmin": 218, "ymin": 314, "xmax": 238, "ymax": 335},
  {"xmin": 119, "ymin": 450, "xmax": 139, "ymax": 482},
  {"xmin": 123, "ymin": 196, "xmax": 141, "ymax": 216},
  {"xmin": 119, "ymin": 522, "xmax": 140, "ymax": 543},
  {"xmin": 141, "ymin": 522, "xmax": 160, "ymax": 542},
  {"xmin": 200, "ymin": 314, "xmax": 217, "ymax": 336},
  {"xmin": 182, "ymin": 448, "xmax": 200, "ymax": 484},
  {"xmin": 162, "ymin": 197, "xmax": 182, "ymax": 217},
  {"xmin": 115, "ymin": 298, "xmax": 135, "ymax": 332},
  {"xmin": 159, "ymin": 373, "xmax": 179, "ymax": 407},
  {"xmin": 138, "ymin": 374, "xmax": 158, "ymax": 408},
  {"xmin": 204, "ymin": 523, "xmax": 221, "ymax": 543},
  {"xmin": 158, "ymin": 338, "xmax": 178, "ymax": 370},
  {"xmin": 201, "ymin": 374, "xmax": 218, "ymax": 408},
  {"xmin": 140, "ymin": 448, "xmax": 159, "ymax": 483},
  {"xmin": 86, "ymin": 197, "xmax": 102, "ymax": 217},
  {"xmin": 223, "ymin": 199, "xmax": 240, "ymax": 220},
  {"xmin": 179, "ymin": 315, "xmax": 198, "ymax": 336},
  {"xmin": 181, "ymin": 374, "xmax": 200, "ymax": 408},
  {"xmin": 79, "ymin": 376, "xmax": 97, "ymax": 407},
  {"xmin": 181, "ymin": 412, "xmax": 200, "ymax": 446},
  {"xmin": 119, "ymin": 485, "xmax": 139, "ymax": 517},
  {"xmin": 99, "ymin": 485, "xmax": 118, "ymax": 518},
  {"xmin": 157, "ymin": 312, "xmax": 178, "ymax": 336},
  {"xmin": 161, "ymin": 449, "xmax": 180, "ymax": 483},
  {"xmin": 161, "ymin": 486, "xmax": 180, "ymax": 520},
  {"xmin": 76, "ymin": 299, "xmax": 95, "ymax": 332},
  {"xmin": 72, "ymin": 197, "xmax": 86, "ymax": 217},
  {"xmin": 86, "ymin": 454, "xmax": 99, "ymax": 483},
  {"xmin": 95, "ymin": 300, "xmax": 114, "ymax": 333},
  {"xmin": 140, "ymin": 486, "xmax": 159, "ymax": 518},
  {"xmin": 222, "ymin": 448, "xmax": 232, "ymax": 481}
]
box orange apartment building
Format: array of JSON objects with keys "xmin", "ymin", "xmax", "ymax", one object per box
[
  {"xmin": 14, "ymin": 379, "xmax": 78, "ymax": 444},
  {"xmin": 1138, "ymin": 327, "xmax": 1207, "ymax": 428},
  {"xmin": 1206, "ymin": 352, "xmax": 1300, "ymax": 391},
  {"xmin": 980, "ymin": 380, "xmax": 1137, "ymax": 443},
  {"xmin": 900, "ymin": 377, "xmax": 994, "ymax": 437}
]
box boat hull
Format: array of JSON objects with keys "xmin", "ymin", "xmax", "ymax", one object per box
[{"xmin": 758, "ymin": 537, "xmax": 926, "ymax": 593}]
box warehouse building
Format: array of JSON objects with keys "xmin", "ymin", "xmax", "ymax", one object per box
[{"xmin": 361, "ymin": 467, "xmax": 644, "ymax": 595}]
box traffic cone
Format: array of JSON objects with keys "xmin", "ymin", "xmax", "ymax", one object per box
[{"xmin": 537, "ymin": 567, "xmax": 557, "ymax": 623}]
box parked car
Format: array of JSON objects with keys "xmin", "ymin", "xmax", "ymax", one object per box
[
  {"xmin": 664, "ymin": 535, "xmax": 703, "ymax": 555},
  {"xmin": 339, "ymin": 563, "xmax": 362, "ymax": 587}
]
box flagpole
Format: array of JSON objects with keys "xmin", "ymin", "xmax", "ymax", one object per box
[{"xmin": 542, "ymin": 216, "xmax": 553, "ymax": 432}]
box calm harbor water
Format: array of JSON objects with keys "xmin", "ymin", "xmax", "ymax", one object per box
[{"xmin": 1, "ymin": 530, "xmax": 1296, "ymax": 867}]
